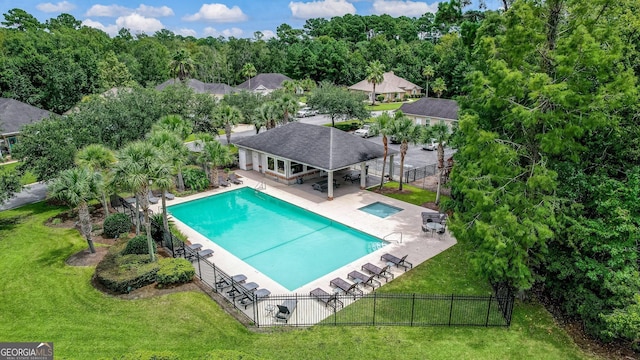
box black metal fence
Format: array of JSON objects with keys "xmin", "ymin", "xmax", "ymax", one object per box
[
  {"xmin": 111, "ymin": 195, "xmax": 514, "ymax": 328},
  {"xmin": 404, "ymin": 164, "xmax": 437, "ymax": 183}
]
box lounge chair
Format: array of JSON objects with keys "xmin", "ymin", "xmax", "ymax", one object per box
[
  {"xmin": 237, "ymin": 288, "xmax": 271, "ymax": 309},
  {"xmin": 163, "ymin": 191, "xmax": 175, "ymax": 200},
  {"xmin": 361, "ymin": 263, "xmax": 394, "ymax": 282},
  {"xmin": 198, "ymin": 249, "xmax": 213, "ymax": 258},
  {"xmin": 148, "ymin": 190, "xmax": 159, "ymax": 204},
  {"xmin": 330, "ymin": 277, "xmax": 363, "ymax": 299},
  {"xmin": 215, "ymin": 274, "xmax": 247, "ymax": 290},
  {"xmin": 380, "ymin": 253, "xmax": 413, "ymax": 271},
  {"xmin": 310, "ymin": 288, "xmax": 344, "ymax": 309},
  {"xmin": 229, "ymin": 173, "xmax": 243, "ymax": 185},
  {"xmin": 347, "ymin": 270, "xmax": 381, "ymax": 290},
  {"xmin": 218, "ymin": 175, "xmax": 230, "ymax": 187},
  {"xmin": 227, "ymin": 281, "xmax": 258, "ymax": 298},
  {"xmin": 275, "ymin": 299, "xmax": 298, "ymax": 323}
]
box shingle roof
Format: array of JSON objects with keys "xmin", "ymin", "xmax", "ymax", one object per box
[
  {"xmin": 398, "ymin": 97, "xmax": 459, "ymax": 120},
  {"xmin": 348, "ymin": 71, "xmax": 422, "ymax": 94},
  {"xmin": 0, "ymin": 98, "xmax": 54, "ymax": 135},
  {"xmin": 234, "ymin": 122, "xmax": 396, "ymax": 171},
  {"xmin": 236, "ymin": 73, "xmax": 292, "ymax": 91},
  {"xmin": 155, "ymin": 78, "xmax": 237, "ymax": 95}
]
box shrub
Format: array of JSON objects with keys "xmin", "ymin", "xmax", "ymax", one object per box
[
  {"xmin": 103, "ymin": 213, "xmax": 132, "ymax": 238},
  {"xmin": 149, "ymin": 214, "xmax": 165, "ymax": 243},
  {"xmin": 376, "ymin": 95, "xmax": 385, "ymax": 102},
  {"xmin": 182, "ymin": 167, "xmax": 209, "ymax": 192},
  {"xmin": 156, "ymin": 258, "xmax": 195, "ymax": 286},
  {"xmin": 95, "ymin": 244, "xmax": 160, "ymax": 294},
  {"xmin": 123, "ymin": 235, "xmax": 155, "ymax": 255}
]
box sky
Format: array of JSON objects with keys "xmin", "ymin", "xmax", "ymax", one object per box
[{"xmin": 0, "ymin": 0, "xmax": 500, "ymax": 39}]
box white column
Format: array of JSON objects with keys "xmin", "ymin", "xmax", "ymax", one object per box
[
  {"xmin": 360, "ymin": 163, "xmax": 366, "ymax": 189},
  {"xmin": 388, "ymin": 155, "xmax": 395, "ymax": 181},
  {"xmin": 327, "ymin": 171, "xmax": 334, "ymax": 200}
]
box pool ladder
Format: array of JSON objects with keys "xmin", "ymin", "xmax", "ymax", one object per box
[
  {"xmin": 383, "ymin": 232, "xmax": 403, "ymax": 244},
  {"xmin": 254, "ymin": 181, "xmax": 266, "ymax": 191}
]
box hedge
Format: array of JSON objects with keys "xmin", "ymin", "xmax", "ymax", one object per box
[
  {"xmin": 156, "ymin": 258, "xmax": 195, "ymax": 286},
  {"xmin": 123, "ymin": 235, "xmax": 156, "ymax": 255},
  {"xmin": 95, "ymin": 245, "xmax": 159, "ymax": 294},
  {"xmin": 103, "ymin": 213, "xmax": 132, "ymax": 238}
]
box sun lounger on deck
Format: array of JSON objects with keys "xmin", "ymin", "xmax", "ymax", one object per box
[
  {"xmin": 218, "ymin": 175, "xmax": 230, "ymax": 187},
  {"xmin": 330, "ymin": 277, "xmax": 363, "ymax": 299},
  {"xmin": 310, "ymin": 288, "xmax": 343, "ymax": 309},
  {"xmin": 380, "ymin": 253, "xmax": 413, "ymax": 271},
  {"xmin": 347, "ymin": 270, "xmax": 381, "ymax": 290},
  {"xmin": 148, "ymin": 190, "xmax": 159, "ymax": 204},
  {"xmin": 275, "ymin": 299, "xmax": 298, "ymax": 323},
  {"xmin": 198, "ymin": 249, "xmax": 213, "ymax": 258},
  {"xmin": 361, "ymin": 263, "xmax": 394, "ymax": 282},
  {"xmin": 237, "ymin": 288, "xmax": 271, "ymax": 309},
  {"xmin": 227, "ymin": 281, "xmax": 258, "ymax": 298},
  {"xmin": 163, "ymin": 191, "xmax": 175, "ymax": 200},
  {"xmin": 215, "ymin": 274, "xmax": 247, "ymax": 290},
  {"xmin": 229, "ymin": 173, "xmax": 243, "ymax": 185}
]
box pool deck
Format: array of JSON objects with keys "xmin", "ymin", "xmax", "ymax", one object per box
[{"xmin": 153, "ymin": 170, "xmax": 457, "ymax": 322}]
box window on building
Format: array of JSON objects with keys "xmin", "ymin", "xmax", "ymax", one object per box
[
  {"xmin": 267, "ymin": 157, "xmax": 275, "ymax": 171},
  {"xmin": 291, "ymin": 162, "xmax": 303, "ymax": 174}
]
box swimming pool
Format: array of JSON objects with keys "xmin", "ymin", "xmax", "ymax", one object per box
[
  {"xmin": 168, "ymin": 188, "xmax": 387, "ymax": 291},
  {"xmin": 359, "ymin": 202, "xmax": 403, "ymax": 218}
]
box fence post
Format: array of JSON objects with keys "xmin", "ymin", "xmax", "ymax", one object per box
[
  {"xmin": 212, "ymin": 264, "xmax": 218, "ymax": 293},
  {"xmin": 410, "ymin": 293, "xmax": 416, "ymax": 326},
  {"xmin": 448, "ymin": 294, "xmax": 454, "ymax": 326},
  {"xmin": 373, "ymin": 292, "xmax": 377, "ymax": 326},
  {"xmin": 197, "ymin": 256, "xmax": 202, "ymax": 280},
  {"xmin": 485, "ymin": 295, "xmax": 492, "ymax": 327}
]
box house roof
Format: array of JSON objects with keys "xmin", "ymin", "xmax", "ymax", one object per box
[
  {"xmin": 236, "ymin": 73, "xmax": 292, "ymax": 91},
  {"xmin": 398, "ymin": 97, "xmax": 459, "ymax": 120},
  {"xmin": 155, "ymin": 78, "xmax": 237, "ymax": 95},
  {"xmin": 234, "ymin": 122, "xmax": 396, "ymax": 171},
  {"xmin": 348, "ymin": 71, "xmax": 422, "ymax": 94},
  {"xmin": 0, "ymin": 98, "xmax": 54, "ymax": 135}
]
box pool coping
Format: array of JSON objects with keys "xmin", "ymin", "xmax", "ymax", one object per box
[{"xmin": 154, "ymin": 170, "xmax": 457, "ymax": 297}]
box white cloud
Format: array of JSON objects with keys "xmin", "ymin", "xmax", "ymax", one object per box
[
  {"xmin": 175, "ymin": 28, "xmax": 197, "ymax": 37},
  {"xmin": 86, "ymin": 4, "xmax": 174, "ymax": 17},
  {"xmin": 115, "ymin": 13, "xmax": 164, "ymax": 34},
  {"xmin": 260, "ymin": 30, "xmax": 276, "ymax": 39},
  {"xmin": 85, "ymin": 4, "xmax": 131, "ymax": 17},
  {"xmin": 203, "ymin": 26, "xmax": 244, "ymax": 38},
  {"xmin": 183, "ymin": 4, "xmax": 248, "ymax": 22},
  {"xmin": 36, "ymin": 1, "xmax": 76, "ymax": 12},
  {"xmin": 289, "ymin": 0, "xmax": 356, "ymax": 19},
  {"xmin": 82, "ymin": 19, "xmax": 118, "ymax": 36},
  {"xmin": 371, "ymin": 0, "xmax": 438, "ymax": 17}
]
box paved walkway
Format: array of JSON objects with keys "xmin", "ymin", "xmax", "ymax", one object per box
[{"xmin": 0, "ymin": 182, "xmax": 47, "ymax": 211}]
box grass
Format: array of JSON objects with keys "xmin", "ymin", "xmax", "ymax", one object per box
[
  {"xmin": 369, "ymin": 181, "xmax": 449, "ymax": 205},
  {"xmin": 365, "ymin": 100, "xmax": 415, "ymax": 112},
  {"xmin": 0, "ymin": 202, "xmax": 597, "ymax": 359},
  {"xmin": 0, "ymin": 161, "xmax": 37, "ymax": 184}
]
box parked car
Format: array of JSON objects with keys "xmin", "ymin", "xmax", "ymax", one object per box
[
  {"xmin": 296, "ymin": 107, "xmax": 317, "ymax": 118},
  {"xmin": 422, "ymin": 138, "xmax": 445, "ymax": 151},
  {"xmin": 354, "ymin": 125, "xmax": 373, "ymax": 138},
  {"xmin": 389, "ymin": 136, "xmax": 400, "ymax": 144}
]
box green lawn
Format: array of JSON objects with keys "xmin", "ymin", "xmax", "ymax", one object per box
[
  {"xmin": 0, "ymin": 161, "xmax": 37, "ymax": 184},
  {"xmin": 365, "ymin": 100, "xmax": 415, "ymax": 112},
  {"xmin": 0, "ymin": 203, "xmax": 597, "ymax": 359},
  {"xmin": 369, "ymin": 181, "xmax": 449, "ymax": 205}
]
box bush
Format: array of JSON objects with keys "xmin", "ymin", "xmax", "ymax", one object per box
[
  {"xmin": 95, "ymin": 244, "xmax": 160, "ymax": 294},
  {"xmin": 149, "ymin": 214, "xmax": 165, "ymax": 243},
  {"xmin": 156, "ymin": 258, "xmax": 194, "ymax": 286},
  {"xmin": 123, "ymin": 235, "xmax": 155, "ymax": 255},
  {"xmin": 103, "ymin": 213, "xmax": 132, "ymax": 238},
  {"xmin": 183, "ymin": 167, "xmax": 209, "ymax": 192}
]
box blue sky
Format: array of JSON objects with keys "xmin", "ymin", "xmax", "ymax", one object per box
[{"xmin": 0, "ymin": 0, "xmax": 500, "ymax": 39}]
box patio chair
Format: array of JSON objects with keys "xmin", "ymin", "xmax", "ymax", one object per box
[
  {"xmin": 148, "ymin": 190, "xmax": 159, "ymax": 204},
  {"xmin": 163, "ymin": 191, "xmax": 175, "ymax": 200},
  {"xmin": 380, "ymin": 253, "xmax": 413, "ymax": 271},
  {"xmin": 275, "ymin": 299, "xmax": 298, "ymax": 323},
  {"xmin": 197, "ymin": 249, "xmax": 213, "ymax": 258},
  {"xmin": 215, "ymin": 274, "xmax": 247, "ymax": 290},
  {"xmin": 237, "ymin": 288, "xmax": 271, "ymax": 309},
  {"xmin": 347, "ymin": 270, "xmax": 381, "ymax": 290},
  {"xmin": 227, "ymin": 281, "xmax": 258, "ymax": 299},
  {"xmin": 218, "ymin": 175, "xmax": 230, "ymax": 187},
  {"xmin": 310, "ymin": 288, "xmax": 344, "ymax": 310},
  {"xmin": 229, "ymin": 173, "xmax": 243, "ymax": 185},
  {"xmin": 361, "ymin": 263, "xmax": 394, "ymax": 282},
  {"xmin": 330, "ymin": 277, "xmax": 363, "ymax": 299}
]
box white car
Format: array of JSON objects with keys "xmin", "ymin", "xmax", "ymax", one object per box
[
  {"xmin": 422, "ymin": 139, "xmax": 444, "ymax": 151},
  {"xmin": 296, "ymin": 107, "xmax": 317, "ymax": 118},
  {"xmin": 354, "ymin": 125, "xmax": 373, "ymax": 138}
]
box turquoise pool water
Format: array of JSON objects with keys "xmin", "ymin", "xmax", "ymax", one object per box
[
  {"xmin": 168, "ymin": 188, "xmax": 387, "ymax": 291},
  {"xmin": 359, "ymin": 202, "xmax": 403, "ymax": 218}
]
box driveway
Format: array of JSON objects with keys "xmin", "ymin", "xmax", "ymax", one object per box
[{"xmin": 0, "ymin": 182, "xmax": 47, "ymax": 211}]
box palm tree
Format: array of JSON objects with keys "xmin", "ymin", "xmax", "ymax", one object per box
[
  {"xmin": 370, "ymin": 112, "xmax": 395, "ymax": 190},
  {"xmin": 111, "ymin": 141, "xmax": 168, "ymax": 261},
  {"xmin": 432, "ymin": 77, "xmax": 447, "ymax": 98},
  {"xmin": 213, "ymin": 104, "xmax": 243, "ymax": 145},
  {"xmin": 199, "ymin": 139, "xmax": 234, "ymax": 188},
  {"xmin": 422, "ymin": 65, "xmax": 434, "ymax": 98},
  {"xmin": 366, "ymin": 60, "xmax": 385, "ymax": 105},
  {"xmin": 423, "ymin": 121, "xmax": 452, "ymax": 204},
  {"xmin": 242, "ymin": 63, "xmax": 257, "ymax": 89},
  {"xmin": 170, "ymin": 49, "xmax": 195, "ymax": 81},
  {"xmin": 49, "ymin": 166, "xmax": 101, "ymax": 253},
  {"xmin": 75, "ymin": 144, "xmax": 115, "ymax": 213},
  {"xmin": 153, "ymin": 114, "xmax": 193, "ymax": 140},
  {"xmin": 148, "ymin": 128, "xmax": 188, "ymax": 193},
  {"xmin": 275, "ymin": 94, "xmax": 299, "ymax": 124},
  {"xmin": 258, "ymin": 101, "xmax": 279, "ymax": 130},
  {"xmin": 387, "ymin": 112, "xmax": 422, "ymax": 191}
]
